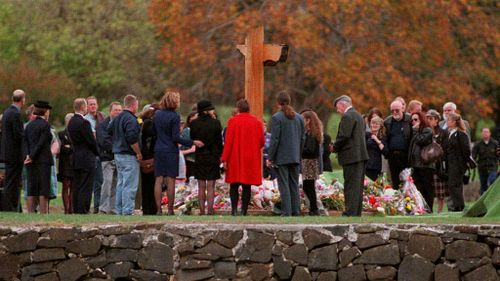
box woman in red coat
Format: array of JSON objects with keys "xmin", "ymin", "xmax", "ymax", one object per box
[{"xmin": 221, "ymin": 99, "xmax": 264, "ymax": 216}]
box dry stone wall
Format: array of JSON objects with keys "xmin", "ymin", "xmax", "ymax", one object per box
[{"xmin": 0, "ymin": 223, "xmax": 499, "ymax": 280}]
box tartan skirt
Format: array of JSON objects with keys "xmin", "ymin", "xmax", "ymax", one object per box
[{"xmin": 432, "ymin": 173, "xmax": 449, "ymax": 199}]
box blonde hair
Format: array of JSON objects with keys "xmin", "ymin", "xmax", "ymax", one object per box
[
  {"xmin": 448, "ymin": 113, "xmax": 466, "ymax": 132},
  {"xmin": 370, "ymin": 116, "xmax": 386, "ymax": 138},
  {"xmin": 301, "ymin": 110, "xmax": 323, "ymax": 144},
  {"xmin": 160, "ymin": 91, "xmax": 180, "ymax": 110}
]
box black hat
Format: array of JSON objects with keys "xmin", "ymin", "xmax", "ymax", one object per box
[
  {"xmin": 34, "ymin": 100, "xmax": 52, "ymax": 110},
  {"xmin": 197, "ymin": 100, "xmax": 214, "ymax": 113},
  {"xmin": 333, "ymin": 95, "xmax": 352, "ymax": 107}
]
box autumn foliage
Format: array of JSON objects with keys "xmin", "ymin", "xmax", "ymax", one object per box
[{"xmin": 149, "ymin": 0, "xmax": 499, "ymax": 124}]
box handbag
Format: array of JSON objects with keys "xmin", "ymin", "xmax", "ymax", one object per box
[
  {"xmin": 140, "ymin": 158, "xmax": 154, "ymax": 174},
  {"xmin": 420, "ymin": 140, "xmax": 444, "ymax": 164}
]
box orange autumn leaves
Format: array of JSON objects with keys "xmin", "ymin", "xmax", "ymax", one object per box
[{"xmin": 148, "ymin": 0, "xmax": 498, "ymax": 122}]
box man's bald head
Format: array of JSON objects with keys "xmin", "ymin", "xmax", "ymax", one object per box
[
  {"xmin": 390, "ymin": 100, "xmax": 404, "ymax": 120},
  {"xmin": 12, "ymin": 89, "xmax": 26, "ymax": 103}
]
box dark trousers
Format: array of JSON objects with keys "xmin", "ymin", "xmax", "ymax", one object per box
[
  {"xmin": 73, "ymin": 168, "xmax": 95, "ymax": 214},
  {"xmin": 479, "ymin": 170, "xmax": 497, "ymax": 195},
  {"xmin": 365, "ymin": 169, "xmax": 381, "ymax": 182},
  {"xmin": 2, "ymin": 161, "xmax": 23, "ymax": 212},
  {"xmin": 93, "ymin": 157, "xmax": 103, "ymax": 211},
  {"xmin": 302, "ymin": 180, "xmax": 318, "ymax": 214},
  {"xmin": 413, "ymin": 167, "xmax": 434, "ymax": 212},
  {"xmin": 276, "ymin": 164, "xmax": 300, "ymax": 216},
  {"xmin": 388, "ymin": 151, "xmax": 408, "ymax": 189},
  {"xmin": 141, "ymin": 171, "xmax": 157, "ymax": 215},
  {"xmin": 343, "ymin": 161, "xmax": 365, "ymax": 216},
  {"xmin": 229, "ymin": 183, "xmax": 251, "ymax": 215},
  {"xmin": 447, "ymin": 164, "xmax": 465, "ymax": 212}
]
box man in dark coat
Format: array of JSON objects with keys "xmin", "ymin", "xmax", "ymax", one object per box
[
  {"xmin": 1, "ymin": 89, "xmax": 26, "ymax": 212},
  {"xmin": 384, "ymin": 100, "xmax": 413, "ymax": 189},
  {"xmin": 67, "ymin": 98, "xmax": 99, "ymax": 214},
  {"xmin": 333, "ymin": 95, "xmax": 369, "ymax": 216}
]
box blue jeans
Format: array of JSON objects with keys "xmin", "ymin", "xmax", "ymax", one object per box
[
  {"xmin": 115, "ymin": 154, "xmax": 139, "ymax": 215},
  {"xmin": 93, "ymin": 157, "xmax": 103, "ymax": 210},
  {"xmin": 479, "ymin": 170, "xmax": 497, "ymax": 195}
]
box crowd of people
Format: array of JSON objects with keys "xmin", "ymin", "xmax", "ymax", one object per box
[{"xmin": 0, "ymin": 89, "xmax": 498, "ymax": 216}]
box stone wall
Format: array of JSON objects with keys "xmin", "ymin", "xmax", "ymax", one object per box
[{"xmin": 0, "ymin": 223, "xmax": 499, "ymax": 281}]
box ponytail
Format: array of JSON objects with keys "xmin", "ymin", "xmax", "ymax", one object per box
[{"xmin": 277, "ymin": 91, "xmax": 296, "ymax": 119}]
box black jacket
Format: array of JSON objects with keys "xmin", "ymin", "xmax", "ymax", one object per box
[
  {"xmin": 57, "ymin": 130, "xmax": 73, "ymax": 179},
  {"xmin": 322, "ymin": 133, "xmax": 333, "ymax": 172},
  {"xmin": 190, "ymin": 113, "xmax": 223, "ymax": 163},
  {"xmin": 96, "ymin": 117, "xmax": 114, "ymax": 161},
  {"xmin": 1, "ymin": 105, "xmax": 24, "ymax": 163},
  {"xmin": 23, "ymin": 117, "xmax": 53, "ymax": 165},
  {"xmin": 334, "ymin": 108, "xmax": 369, "ymax": 166},
  {"xmin": 472, "ymin": 138, "xmax": 499, "ymax": 172},
  {"xmin": 365, "ymin": 132, "xmax": 389, "ymax": 172},
  {"xmin": 384, "ymin": 114, "xmax": 413, "ymax": 153},
  {"xmin": 408, "ymin": 127, "xmax": 434, "ymax": 169},
  {"xmin": 447, "ymin": 130, "xmax": 471, "ymax": 174},
  {"xmin": 67, "ymin": 114, "xmax": 98, "ymax": 171},
  {"xmin": 432, "ymin": 127, "xmax": 449, "ymax": 175}
]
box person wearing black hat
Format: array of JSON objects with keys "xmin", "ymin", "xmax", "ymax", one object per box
[
  {"xmin": 190, "ymin": 99, "xmax": 223, "ymax": 215},
  {"xmin": 1, "ymin": 89, "xmax": 26, "ymax": 212},
  {"xmin": 332, "ymin": 95, "xmax": 369, "ymax": 216},
  {"xmin": 23, "ymin": 100, "xmax": 53, "ymax": 214}
]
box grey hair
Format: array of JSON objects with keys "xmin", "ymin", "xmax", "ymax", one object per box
[
  {"xmin": 443, "ymin": 102, "xmax": 457, "ymax": 110},
  {"xmin": 64, "ymin": 113, "xmax": 74, "ymax": 126}
]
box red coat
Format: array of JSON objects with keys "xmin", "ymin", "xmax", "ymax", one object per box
[{"xmin": 221, "ymin": 113, "xmax": 264, "ymax": 185}]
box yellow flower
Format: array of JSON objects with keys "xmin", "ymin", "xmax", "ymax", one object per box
[{"xmin": 406, "ymin": 204, "xmax": 412, "ymax": 210}]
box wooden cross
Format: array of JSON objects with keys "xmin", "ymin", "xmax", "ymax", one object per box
[{"xmin": 237, "ymin": 26, "xmax": 287, "ymax": 119}]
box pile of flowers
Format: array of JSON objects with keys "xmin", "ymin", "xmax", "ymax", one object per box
[
  {"xmin": 161, "ymin": 169, "xmax": 428, "ymax": 216},
  {"xmin": 362, "ymin": 170, "xmax": 429, "ymax": 216}
]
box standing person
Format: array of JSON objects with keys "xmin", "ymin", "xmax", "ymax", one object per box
[
  {"xmin": 153, "ymin": 93, "xmax": 201, "ymax": 215},
  {"xmin": 84, "ymin": 96, "xmax": 105, "ymax": 213},
  {"xmin": 58, "ymin": 113, "xmax": 74, "ymax": 214},
  {"xmin": 180, "ymin": 112, "xmax": 198, "ymax": 182},
  {"xmin": 139, "ymin": 104, "xmax": 158, "ymax": 215},
  {"xmin": 190, "ymin": 100, "xmax": 223, "ymax": 215},
  {"xmin": 407, "ymin": 100, "xmax": 423, "ymax": 114},
  {"xmin": 472, "ymin": 128, "xmax": 499, "ymax": 195},
  {"xmin": 332, "ymin": 95, "xmax": 369, "ymax": 217},
  {"xmin": 440, "ymin": 102, "xmax": 471, "ymax": 136},
  {"xmin": 446, "ymin": 113, "xmax": 471, "ymax": 212},
  {"xmin": 23, "ymin": 101, "xmax": 53, "ymax": 214},
  {"xmin": 96, "ymin": 102, "xmax": 122, "ymax": 214},
  {"xmin": 384, "ymin": 100, "xmax": 412, "ymax": 188},
  {"xmin": 109, "ymin": 95, "xmax": 142, "ymax": 216},
  {"xmin": 68, "ymin": 98, "xmax": 99, "ymax": 214},
  {"xmin": 300, "ymin": 110, "xmax": 323, "ymax": 216},
  {"xmin": 221, "ymin": 99, "xmax": 264, "ymax": 216},
  {"xmin": 426, "ymin": 109, "xmax": 449, "ymax": 213},
  {"xmin": 322, "ymin": 133, "xmax": 333, "ymax": 172},
  {"xmin": 1, "ymin": 89, "xmax": 26, "ymax": 212},
  {"xmin": 408, "ymin": 112, "xmax": 435, "ymax": 212},
  {"xmin": 268, "ymin": 91, "xmax": 305, "ymax": 216},
  {"xmin": 365, "ymin": 116, "xmax": 389, "ymax": 181},
  {"xmin": 47, "ymin": 109, "xmax": 60, "ymax": 206}
]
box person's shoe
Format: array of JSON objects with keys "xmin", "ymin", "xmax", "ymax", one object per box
[
  {"xmin": 93, "ymin": 207, "xmax": 99, "ymax": 214},
  {"xmin": 309, "ymin": 210, "xmax": 320, "ymax": 216},
  {"xmin": 231, "ymin": 209, "xmax": 237, "ymax": 216},
  {"xmin": 241, "ymin": 210, "xmax": 247, "ymax": 216}
]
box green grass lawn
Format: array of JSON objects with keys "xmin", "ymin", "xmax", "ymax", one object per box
[{"xmin": 0, "ymin": 209, "xmax": 497, "ymax": 226}]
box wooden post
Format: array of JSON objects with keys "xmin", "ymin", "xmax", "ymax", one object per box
[{"xmin": 237, "ymin": 27, "xmax": 287, "ymax": 120}]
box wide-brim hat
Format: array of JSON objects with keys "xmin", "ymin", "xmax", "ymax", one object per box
[
  {"xmin": 197, "ymin": 99, "xmax": 214, "ymax": 113},
  {"xmin": 34, "ymin": 100, "xmax": 52, "ymax": 110}
]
